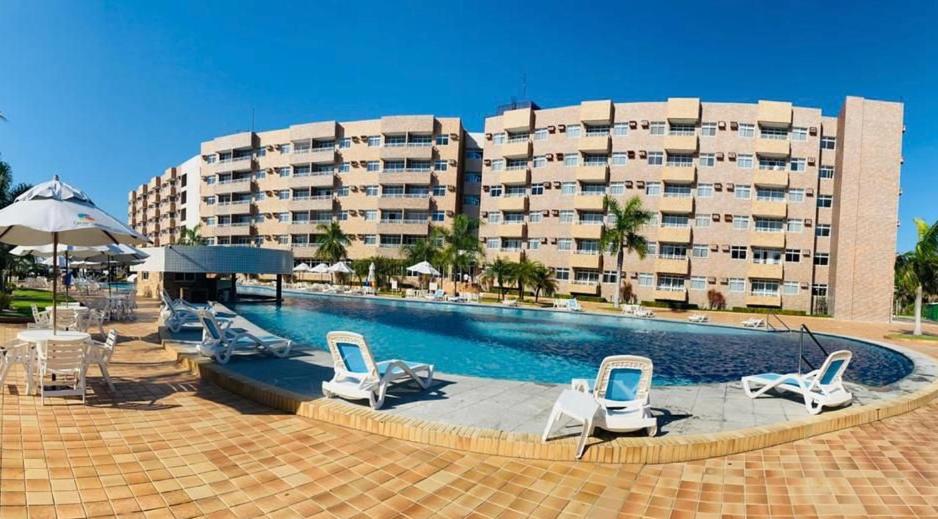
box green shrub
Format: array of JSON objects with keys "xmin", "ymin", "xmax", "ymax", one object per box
[
  {"xmin": 0, "ymin": 292, "xmax": 12, "ymax": 311},
  {"xmin": 640, "ymin": 300, "xmax": 699, "ymax": 311}
]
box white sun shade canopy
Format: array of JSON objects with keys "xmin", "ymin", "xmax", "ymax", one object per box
[
  {"xmin": 310, "ymin": 262, "xmax": 330, "ymax": 273},
  {"xmin": 407, "ymin": 261, "xmax": 441, "ymax": 276},
  {"xmin": 293, "ymin": 262, "xmax": 312, "ymax": 272},
  {"xmin": 327, "ymin": 261, "xmax": 353, "ymax": 274},
  {"xmin": 0, "ymin": 176, "xmax": 149, "ymax": 246}
]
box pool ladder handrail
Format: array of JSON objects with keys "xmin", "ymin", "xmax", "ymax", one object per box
[
  {"xmin": 798, "ymin": 324, "xmax": 830, "ymax": 374},
  {"xmin": 765, "ymin": 313, "xmax": 791, "ymax": 332}
]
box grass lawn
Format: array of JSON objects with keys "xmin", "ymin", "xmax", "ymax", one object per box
[
  {"xmin": 885, "ymin": 332, "xmax": 938, "ymax": 342},
  {"xmin": 6, "ymin": 289, "xmax": 73, "ymax": 317}
]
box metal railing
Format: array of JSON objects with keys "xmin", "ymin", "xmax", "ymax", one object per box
[{"xmin": 798, "ymin": 323, "xmax": 829, "ymax": 374}]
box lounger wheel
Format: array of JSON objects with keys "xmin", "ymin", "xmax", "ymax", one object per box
[
  {"xmin": 167, "ymin": 320, "xmax": 181, "ymax": 333},
  {"xmin": 270, "ymin": 343, "xmax": 292, "ymax": 358},
  {"xmin": 322, "ymin": 387, "xmax": 334, "ymax": 398},
  {"xmin": 646, "ymin": 425, "xmax": 658, "ymax": 437}
]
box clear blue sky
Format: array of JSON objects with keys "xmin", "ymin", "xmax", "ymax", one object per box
[{"xmin": 1, "ymin": 1, "xmax": 935, "ymax": 251}]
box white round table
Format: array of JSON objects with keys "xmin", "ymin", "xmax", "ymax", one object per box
[{"xmin": 17, "ymin": 330, "xmax": 90, "ymax": 395}]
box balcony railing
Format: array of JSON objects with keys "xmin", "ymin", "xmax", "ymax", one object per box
[
  {"xmin": 380, "ymin": 193, "xmax": 429, "ymax": 198},
  {"xmin": 575, "ymin": 249, "xmax": 600, "ymax": 256}
]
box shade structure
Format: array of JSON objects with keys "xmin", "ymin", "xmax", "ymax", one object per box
[
  {"xmin": 12, "ymin": 244, "xmax": 103, "ymax": 259},
  {"xmin": 310, "ymin": 263, "xmax": 330, "ymax": 274},
  {"xmin": 0, "ymin": 176, "xmax": 150, "ymax": 329},
  {"xmin": 327, "ymin": 261, "xmax": 353, "ymax": 274},
  {"xmin": 366, "ymin": 262, "xmax": 376, "ymax": 285},
  {"xmin": 292, "ymin": 262, "xmax": 311, "ymax": 273},
  {"xmin": 407, "ymin": 261, "xmax": 441, "ymax": 277},
  {"xmin": 84, "ymin": 244, "xmax": 149, "ymax": 264}
]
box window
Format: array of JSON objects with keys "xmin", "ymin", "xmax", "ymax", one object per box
[
  {"xmin": 463, "ymin": 195, "xmax": 480, "ymax": 206},
  {"xmin": 666, "ymin": 154, "xmax": 693, "ymax": 167},
  {"xmin": 277, "ymin": 190, "xmax": 290, "ymax": 200},
  {"xmin": 466, "ymin": 149, "xmax": 483, "ymax": 160},
  {"xmin": 783, "ymin": 282, "xmax": 799, "ymax": 295},
  {"xmin": 533, "ymin": 156, "xmax": 547, "ymax": 168},
  {"xmin": 649, "ymin": 121, "xmax": 666, "ymax": 135},
  {"xmin": 656, "ymin": 275, "xmax": 685, "ymax": 291},
  {"xmin": 821, "ymin": 136, "xmax": 836, "ymax": 150},
  {"xmin": 363, "ymin": 210, "xmax": 378, "ymax": 221},
  {"xmin": 611, "ymin": 152, "xmax": 627, "ymax": 166},
  {"xmin": 737, "ymin": 154, "xmax": 754, "ymax": 169},
  {"xmin": 434, "ymin": 160, "xmax": 448, "ymax": 171},
  {"xmin": 602, "ymin": 271, "xmax": 618, "ymax": 283},
  {"xmin": 492, "ymin": 132, "xmax": 506, "ymax": 145},
  {"xmin": 465, "ymin": 172, "xmax": 482, "ymax": 183},
  {"xmin": 701, "ymin": 122, "xmax": 717, "ymax": 136},
  {"xmin": 585, "ymin": 124, "xmax": 609, "ymax": 137},
  {"xmin": 645, "ymin": 182, "xmax": 661, "ymax": 196},
  {"xmin": 668, "ymin": 123, "xmax": 695, "ymax": 136},
  {"xmin": 790, "ymin": 158, "xmax": 806, "ymax": 172},
  {"xmin": 816, "ymin": 224, "xmax": 831, "ymax": 237},
  {"xmin": 485, "ymin": 238, "xmax": 500, "ymax": 249},
  {"xmin": 819, "ymin": 166, "xmax": 834, "ymax": 179},
  {"xmin": 646, "ymin": 242, "xmax": 657, "ymax": 255},
  {"xmin": 491, "ymin": 159, "xmax": 505, "ymax": 171},
  {"xmin": 563, "ymin": 154, "xmax": 579, "ymax": 167},
  {"xmin": 690, "ymin": 276, "xmax": 707, "ymax": 291},
  {"xmin": 750, "ymin": 280, "xmax": 780, "ymax": 296},
  {"xmin": 557, "ymin": 238, "xmax": 573, "ymax": 251},
  {"xmin": 812, "ymin": 284, "xmax": 829, "ymax": 297},
  {"xmin": 728, "ymin": 278, "xmax": 746, "ymax": 293},
  {"xmin": 435, "ymin": 134, "xmax": 449, "ymax": 146},
  {"xmin": 730, "ymin": 246, "xmax": 747, "ymax": 260},
  {"xmin": 367, "ymin": 135, "xmax": 381, "ymax": 147},
  {"xmin": 817, "ymin": 195, "xmax": 833, "ymax": 208},
  {"xmin": 529, "ymin": 211, "xmax": 543, "ymax": 223},
  {"xmin": 785, "ymin": 249, "xmax": 801, "ymax": 262},
  {"xmin": 694, "ymin": 215, "xmax": 711, "ymax": 227},
  {"xmin": 814, "ymin": 253, "xmax": 830, "ymax": 266},
  {"xmin": 276, "ymin": 167, "xmax": 290, "ymax": 178},
  {"xmin": 663, "ymin": 184, "xmax": 691, "ymax": 198},
  {"xmin": 637, "ymin": 273, "xmax": 653, "ymax": 287},
  {"xmin": 366, "ymin": 161, "xmax": 380, "ymax": 172},
  {"xmin": 697, "ymin": 183, "xmax": 713, "ymax": 198},
  {"xmin": 692, "ymin": 245, "xmax": 709, "ymax": 258},
  {"xmin": 528, "ymin": 184, "xmax": 543, "ymax": 196},
  {"xmin": 733, "ymin": 215, "xmax": 750, "ymax": 230},
  {"xmin": 338, "ymin": 138, "xmax": 351, "ymax": 149},
  {"xmin": 579, "ymin": 212, "xmax": 604, "ymax": 225},
  {"xmin": 609, "ymin": 182, "xmax": 624, "ymax": 195},
  {"xmin": 754, "ymin": 218, "xmax": 784, "ymax": 233},
  {"xmin": 738, "ymin": 123, "xmax": 755, "ymax": 138},
  {"xmin": 430, "ymin": 185, "xmax": 445, "ymax": 197},
  {"xmin": 533, "ymin": 128, "xmax": 548, "ymax": 141},
  {"xmin": 735, "ymin": 184, "xmax": 751, "ymax": 199},
  {"xmin": 759, "ymin": 158, "xmax": 786, "ymax": 171},
  {"xmin": 487, "ymin": 212, "xmax": 502, "ymax": 224},
  {"xmin": 788, "ymin": 188, "xmax": 804, "ymax": 202},
  {"xmin": 554, "ymin": 268, "xmax": 570, "ymax": 281},
  {"xmin": 647, "ymin": 152, "xmax": 664, "ymax": 166},
  {"xmin": 787, "ymin": 219, "xmax": 803, "ymax": 233},
  {"xmin": 561, "ymin": 182, "xmax": 576, "ymax": 195},
  {"xmin": 558, "ymin": 210, "xmax": 575, "ymax": 224},
  {"xmin": 756, "ymin": 187, "xmax": 786, "ymax": 201},
  {"xmin": 760, "ymin": 126, "xmax": 788, "ymax": 140},
  {"xmin": 566, "ymin": 125, "xmax": 581, "ymax": 138},
  {"xmin": 791, "ymin": 127, "xmax": 807, "ymax": 141},
  {"xmin": 336, "ymin": 186, "xmax": 349, "ymax": 196},
  {"xmin": 279, "ymin": 144, "xmax": 291, "ymax": 154},
  {"xmin": 362, "ymin": 185, "xmax": 378, "ymax": 197},
  {"xmin": 506, "ymin": 158, "xmax": 526, "ymax": 170},
  {"xmin": 752, "ymin": 248, "xmax": 782, "ymax": 264},
  {"xmin": 662, "ymin": 214, "xmax": 689, "ymax": 228},
  {"xmin": 699, "ymin": 153, "xmax": 715, "ymax": 167},
  {"xmin": 613, "ymin": 123, "xmax": 629, "ymax": 136}
]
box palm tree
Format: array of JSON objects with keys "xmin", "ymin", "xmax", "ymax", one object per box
[
  {"xmin": 896, "ymin": 217, "xmax": 938, "ymax": 336},
  {"xmin": 402, "ymin": 237, "xmax": 440, "ymax": 266},
  {"xmin": 532, "ymin": 263, "xmax": 558, "ymax": 304},
  {"xmin": 509, "ymin": 257, "xmax": 541, "ymax": 301},
  {"xmin": 315, "ymin": 221, "xmax": 350, "ymax": 263},
  {"xmin": 483, "ymin": 257, "xmax": 514, "ymax": 298},
  {"xmin": 600, "ymin": 195, "xmax": 653, "ymax": 308},
  {"xmin": 435, "ymin": 215, "xmax": 481, "ymax": 294},
  {"xmin": 350, "ymin": 259, "xmax": 371, "ymax": 286},
  {"xmin": 0, "ymin": 159, "xmax": 32, "ymax": 292},
  {"xmin": 175, "ymin": 224, "xmax": 205, "ymax": 245}
]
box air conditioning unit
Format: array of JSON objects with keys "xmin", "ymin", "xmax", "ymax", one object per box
[
  {"xmin": 484, "ymin": 159, "xmax": 492, "ymax": 166},
  {"xmin": 546, "ymin": 153, "xmax": 554, "ymax": 160},
  {"xmin": 485, "ymin": 133, "xmax": 493, "ymax": 140},
  {"xmin": 711, "ymin": 214, "xmax": 720, "ymax": 222},
  {"xmin": 449, "ymin": 159, "xmax": 457, "ymax": 166},
  {"xmin": 638, "ymin": 150, "xmax": 647, "ymax": 159},
  {"xmin": 540, "ymin": 237, "xmax": 548, "ymax": 244},
  {"xmin": 709, "ymin": 243, "xmax": 719, "ymax": 251},
  {"xmin": 446, "ymin": 210, "xmax": 455, "ymax": 216},
  {"xmin": 714, "ymin": 183, "xmax": 723, "ymax": 191},
  {"xmin": 708, "ymin": 277, "xmax": 716, "ymax": 283},
  {"xmin": 802, "ymin": 249, "xmax": 812, "ymax": 256},
  {"xmin": 550, "ymin": 237, "xmax": 558, "ymax": 244},
  {"xmin": 726, "ymin": 183, "xmax": 735, "ymax": 191},
  {"xmin": 730, "ymin": 121, "xmax": 739, "ymax": 130},
  {"xmin": 805, "ymin": 219, "xmax": 813, "ymax": 227},
  {"xmin": 547, "ymin": 125, "xmax": 556, "ymax": 133},
  {"xmin": 728, "ymin": 152, "xmax": 737, "ymax": 161},
  {"xmin": 719, "ymin": 277, "xmax": 728, "ymax": 284},
  {"xmin": 807, "ymin": 157, "xmax": 816, "ymax": 166},
  {"xmin": 558, "ymin": 124, "xmax": 566, "ymax": 132},
  {"xmin": 447, "ymin": 185, "xmax": 455, "ymax": 192},
  {"xmin": 629, "ymin": 120, "xmax": 638, "ymax": 129},
  {"xmin": 806, "ymin": 188, "xmax": 815, "ymax": 196},
  {"xmin": 352, "ymin": 136, "xmax": 360, "ymax": 143},
  {"xmin": 721, "ymin": 245, "xmax": 730, "ymax": 252},
  {"xmin": 542, "ymin": 210, "xmax": 549, "ymax": 216},
  {"xmin": 266, "ymin": 145, "xmax": 274, "ymax": 151},
  {"xmin": 636, "ymin": 180, "xmax": 645, "ymax": 189},
  {"xmin": 627, "ymin": 150, "xmax": 636, "ymax": 159},
  {"xmin": 715, "ymin": 152, "xmax": 725, "ymax": 160},
  {"xmin": 450, "ymin": 132, "xmax": 459, "ymax": 140},
  {"xmin": 640, "ymin": 120, "xmax": 649, "ymax": 129},
  {"xmin": 551, "ymin": 209, "xmax": 560, "ymax": 216},
  {"xmin": 809, "ymin": 127, "xmax": 818, "ymax": 136},
  {"xmin": 624, "ymin": 180, "xmax": 634, "ymax": 188},
  {"xmin": 723, "ymin": 213, "xmax": 733, "ymax": 221},
  {"xmin": 552, "ymin": 181, "xmax": 562, "ymax": 188},
  {"xmin": 483, "ymin": 185, "xmax": 490, "ymax": 192}
]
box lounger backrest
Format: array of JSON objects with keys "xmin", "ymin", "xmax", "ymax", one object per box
[
  {"xmin": 594, "ymin": 355, "xmax": 653, "ymax": 403},
  {"xmin": 199, "ymin": 311, "xmax": 225, "ymax": 343},
  {"xmin": 326, "ymin": 331, "xmax": 378, "ymax": 378},
  {"xmin": 815, "ymin": 350, "xmax": 852, "ymax": 388}
]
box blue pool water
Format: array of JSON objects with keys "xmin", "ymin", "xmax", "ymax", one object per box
[{"xmin": 233, "ymin": 289, "xmax": 914, "ymax": 387}]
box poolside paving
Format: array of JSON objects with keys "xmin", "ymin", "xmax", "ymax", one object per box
[{"xmin": 2, "ymin": 300, "xmax": 938, "ymax": 517}]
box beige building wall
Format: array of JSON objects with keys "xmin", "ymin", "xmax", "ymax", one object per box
[
  {"xmin": 478, "ymin": 97, "xmax": 902, "ymax": 319},
  {"xmin": 197, "ymin": 116, "xmax": 465, "ymax": 262},
  {"xmin": 127, "ymin": 155, "xmax": 200, "ymax": 246}
]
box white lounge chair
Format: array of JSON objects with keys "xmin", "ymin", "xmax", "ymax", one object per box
[
  {"xmin": 197, "ymin": 310, "xmax": 292, "ymax": 364},
  {"xmin": 633, "ymin": 307, "xmax": 656, "ymax": 319},
  {"xmin": 543, "ymin": 355, "xmax": 657, "ymax": 458},
  {"xmin": 321, "ymin": 331, "xmax": 434, "ymax": 410},
  {"xmin": 621, "ymin": 304, "xmax": 639, "ymax": 315},
  {"xmin": 687, "ymin": 314, "xmax": 709, "ymax": 323},
  {"xmin": 84, "ymin": 329, "xmax": 118, "ymax": 391},
  {"xmin": 741, "ymin": 350, "xmax": 853, "ymax": 414},
  {"xmin": 501, "ymin": 298, "xmax": 518, "ymax": 307},
  {"xmin": 566, "ymin": 299, "xmax": 583, "ymax": 312},
  {"xmin": 160, "ymin": 290, "xmax": 232, "ymax": 333},
  {"xmin": 425, "ymin": 289, "xmax": 445, "ymax": 301},
  {"xmin": 741, "ymin": 317, "xmax": 766, "ymax": 328},
  {"xmin": 553, "ymin": 298, "xmax": 567, "ymax": 309}
]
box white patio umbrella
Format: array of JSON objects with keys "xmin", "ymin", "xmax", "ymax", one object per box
[
  {"xmin": 407, "ymin": 261, "xmax": 441, "ymax": 276},
  {"xmin": 84, "ymin": 244, "xmax": 150, "ymax": 296},
  {"xmin": 366, "ymin": 262, "xmax": 376, "ymax": 287},
  {"xmin": 327, "ymin": 261, "xmax": 353, "ymax": 286},
  {"xmin": 310, "ymin": 262, "xmax": 329, "ymax": 282},
  {"xmin": 0, "ymin": 176, "xmax": 148, "ymax": 329},
  {"xmin": 292, "ymin": 262, "xmax": 311, "ymax": 273}
]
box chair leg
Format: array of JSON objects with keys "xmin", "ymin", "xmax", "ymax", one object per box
[
  {"xmin": 542, "ymin": 404, "xmax": 562, "ymax": 442},
  {"xmin": 100, "ymin": 364, "xmax": 115, "ymax": 391},
  {"xmin": 576, "ymin": 419, "xmax": 594, "ymax": 459}
]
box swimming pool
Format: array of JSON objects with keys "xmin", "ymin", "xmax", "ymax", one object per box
[{"xmin": 233, "ymin": 288, "xmax": 914, "ymax": 387}]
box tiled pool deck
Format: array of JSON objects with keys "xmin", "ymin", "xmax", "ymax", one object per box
[{"xmin": 3, "ymin": 299, "xmax": 938, "ymax": 517}]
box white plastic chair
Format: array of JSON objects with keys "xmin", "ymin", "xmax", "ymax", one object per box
[
  {"xmin": 0, "ymin": 341, "xmax": 33, "ymax": 391},
  {"xmin": 84, "ymin": 330, "xmax": 118, "ymax": 391},
  {"xmin": 37, "ymin": 340, "xmax": 87, "ymax": 405}
]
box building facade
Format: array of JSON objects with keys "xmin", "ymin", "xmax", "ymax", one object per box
[
  {"xmin": 197, "ymin": 116, "xmax": 465, "ymax": 261},
  {"xmin": 478, "ymin": 97, "xmax": 903, "ymax": 321},
  {"xmin": 128, "ymin": 154, "xmax": 200, "ymax": 246}
]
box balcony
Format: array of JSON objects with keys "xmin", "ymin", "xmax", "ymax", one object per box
[
  {"xmin": 307, "ymin": 173, "xmax": 337, "ymax": 187},
  {"xmin": 212, "ymin": 223, "xmax": 253, "ymax": 237},
  {"xmin": 222, "ymin": 155, "xmax": 255, "ymax": 172},
  {"xmin": 659, "ymin": 196, "xmax": 694, "ymax": 214},
  {"xmin": 753, "ymin": 170, "xmax": 789, "ymax": 188},
  {"xmin": 657, "ymin": 226, "xmax": 691, "ymax": 243},
  {"xmin": 570, "ymin": 252, "xmax": 602, "ymax": 269},
  {"xmin": 757, "ymin": 100, "xmax": 792, "ymax": 127},
  {"xmin": 502, "ymin": 107, "xmax": 534, "ymax": 132},
  {"xmin": 577, "ymin": 135, "xmax": 611, "ymax": 153},
  {"xmin": 746, "ymin": 293, "xmax": 782, "ymax": 307},
  {"xmin": 378, "ymin": 195, "xmax": 431, "ymax": 210},
  {"xmin": 751, "ymin": 200, "xmax": 787, "ymax": 218},
  {"xmin": 748, "ymin": 263, "xmax": 784, "ymax": 280},
  {"xmin": 497, "ymin": 223, "xmax": 526, "ymax": 237},
  {"xmin": 490, "ymin": 250, "xmax": 523, "ymax": 263},
  {"xmin": 377, "ymin": 221, "xmax": 430, "ymax": 235},
  {"xmin": 573, "ymin": 195, "xmax": 605, "ymax": 211},
  {"xmin": 290, "ymin": 196, "xmax": 334, "ymax": 211},
  {"xmin": 653, "ymin": 288, "xmax": 687, "ymax": 302},
  {"xmin": 666, "ymin": 98, "xmax": 700, "ymax": 122},
  {"xmin": 572, "ymin": 224, "xmax": 603, "ymax": 239},
  {"xmin": 498, "ymin": 196, "xmax": 528, "ymax": 212},
  {"xmin": 661, "ymin": 165, "xmax": 696, "ymax": 184},
  {"xmin": 378, "ymin": 171, "xmax": 433, "ymax": 185},
  {"xmin": 575, "ymin": 165, "xmax": 609, "ymax": 182},
  {"xmin": 755, "ymin": 138, "xmax": 790, "ymax": 157},
  {"xmin": 501, "ymin": 140, "xmax": 532, "ymax": 158},
  {"xmin": 655, "ymin": 257, "xmax": 689, "ymax": 275},
  {"xmin": 664, "ymin": 135, "xmax": 698, "ymax": 153},
  {"xmin": 580, "ymin": 100, "xmax": 613, "ymax": 124},
  {"xmin": 500, "ymin": 168, "xmax": 530, "ymax": 185},
  {"xmin": 290, "ymin": 148, "xmax": 336, "ymax": 164},
  {"xmin": 568, "ymin": 281, "xmax": 600, "ymax": 296},
  {"xmin": 379, "ymin": 145, "xmax": 434, "ymax": 161},
  {"xmin": 749, "ymin": 231, "xmax": 786, "ymax": 249}
]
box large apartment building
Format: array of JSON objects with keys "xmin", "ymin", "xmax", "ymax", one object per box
[
  {"xmin": 197, "ymin": 116, "xmax": 466, "ymax": 260},
  {"xmin": 478, "ymin": 97, "xmax": 903, "ymax": 321},
  {"xmin": 129, "ymin": 155, "xmax": 200, "ymax": 246}
]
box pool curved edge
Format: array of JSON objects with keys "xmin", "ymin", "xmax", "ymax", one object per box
[{"xmin": 165, "ymin": 335, "xmax": 938, "ymax": 464}]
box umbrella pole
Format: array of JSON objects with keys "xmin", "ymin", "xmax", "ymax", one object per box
[
  {"xmin": 107, "ymin": 255, "xmax": 112, "ymax": 297},
  {"xmin": 52, "ymin": 234, "xmax": 58, "ymax": 331},
  {"xmin": 64, "ymin": 251, "xmax": 69, "ymax": 301}
]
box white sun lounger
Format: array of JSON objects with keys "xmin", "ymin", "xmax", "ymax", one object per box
[
  {"xmin": 160, "ymin": 290, "xmax": 233, "ymax": 333},
  {"xmin": 633, "ymin": 307, "xmax": 656, "ymax": 319},
  {"xmin": 741, "ymin": 318, "xmax": 766, "ymax": 328},
  {"xmin": 322, "ymin": 331, "xmax": 434, "ymax": 410},
  {"xmin": 197, "ymin": 310, "xmax": 292, "ymax": 364},
  {"xmin": 566, "ymin": 299, "xmax": 583, "ymax": 312},
  {"xmin": 741, "ymin": 350, "xmax": 853, "ymax": 414},
  {"xmin": 688, "ymin": 314, "xmax": 709, "ymax": 323},
  {"xmin": 543, "ymin": 355, "xmax": 657, "ymax": 458}
]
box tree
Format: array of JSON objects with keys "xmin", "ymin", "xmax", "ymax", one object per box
[
  {"xmin": 483, "ymin": 257, "xmax": 514, "ymax": 298},
  {"xmin": 707, "ymin": 289, "xmax": 726, "ymax": 310},
  {"xmin": 531, "ymin": 263, "xmax": 558, "ymax": 304},
  {"xmin": 175, "ymin": 224, "xmax": 205, "ymax": 245},
  {"xmin": 600, "ymin": 195, "xmax": 653, "ymax": 308},
  {"xmin": 402, "ymin": 237, "xmax": 440, "ymax": 266},
  {"xmin": 508, "ymin": 257, "xmax": 540, "ymax": 301},
  {"xmin": 435, "ymin": 215, "xmax": 481, "ymax": 294},
  {"xmin": 896, "ymin": 217, "xmax": 938, "ymax": 336},
  {"xmin": 350, "ymin": 259, "xmax": 371, "ymax": 286},
  {"xmin": 0, "ymin": 159, "xmax": 32, "ymax": 292},
  {"xmin": 314, "ymin": 221, "xmax": 350, "ymax": 263}
]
